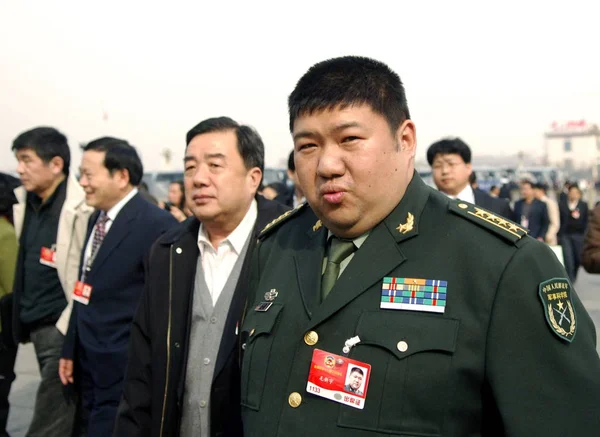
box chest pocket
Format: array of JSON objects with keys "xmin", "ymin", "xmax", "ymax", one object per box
[
  {"xmin": 240, "ymin": 303, "xmax": 284, "ymax": 411},
  {"xmin": 338, "ymin": 311, "xmax": 459, "ymax": 436}
]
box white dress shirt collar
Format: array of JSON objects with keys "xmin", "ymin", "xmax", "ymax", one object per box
[
  {"xmin": 197, "ymin": 199, "xmax": 258, "ymax": 255},
  {"xmin": 442, "ymin": 184, "xmax": 475, "ymax": 204},
  {"xmin": 105, "ymin": 187, "xmax": 139, "ymax": 222}
]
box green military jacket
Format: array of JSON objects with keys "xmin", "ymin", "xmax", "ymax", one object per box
[{"xmin": 240, "ymin": 174, "xmax": 600, "ymax": 437}]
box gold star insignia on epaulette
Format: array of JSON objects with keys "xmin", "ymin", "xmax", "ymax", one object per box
[
  {"xmin": 396, "ymin": 212, "xmax": 414, "ymax": 234},
  {"xmin": 474, "ymin": 208, "xmax": 486, "ymax": 217},
  {"xmin": 470, "ymin": 206, "xmax": 527, "ymax": 237},
  {"xmin": 261, "ymin": 209, "xmax": 294, "ymax": 233},
  {"xmin": 313, "ymin": 220, "xmax": 322, "ymax": 232},
  {"xmin": 259, "ymin": 202, "xmax": 307, "ymax": 238}
]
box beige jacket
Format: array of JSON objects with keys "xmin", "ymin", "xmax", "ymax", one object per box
[
  {"xmin": 13, "ymin": 175, "xmax": 93, "ymax": 334},
  {"xmin": 542, "ymin": 196, "xmax": 560, "ymax": 245}
]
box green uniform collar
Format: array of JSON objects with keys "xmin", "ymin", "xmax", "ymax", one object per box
[{"xmin": 382, "ymin": 171, "xmax": 431, "ymax": 244}]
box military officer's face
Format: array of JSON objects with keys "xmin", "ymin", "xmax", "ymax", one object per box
[
  {"xmin": 431, "ymin": 153, "xmax": 472, "ymax": 196},
  {"xmin": 349, "ymin": 371, "xmax": 363, "ymax": 390},
  {"xmin": 293, "ymin": 104, "xmax": 416, "ymax": 238}
]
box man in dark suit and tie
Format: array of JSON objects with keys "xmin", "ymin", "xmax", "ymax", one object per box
[
  {"xmin": 58, "ymin": 137, "xmax": 177, "ymax": 437},
  {"xmin": 513, "ymin": 179, "xmax": 550, "ymax": 241},
  {"xmin": 427, "ymin": 138, "xmax": 512, "ymax": 219}
]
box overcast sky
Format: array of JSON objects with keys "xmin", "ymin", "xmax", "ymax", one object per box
[{"xmin": 1, "ymin": 1, "xmax": 599, "ymax": 174}]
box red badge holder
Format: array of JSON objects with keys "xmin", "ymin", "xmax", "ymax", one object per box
[
  {"xmin": 306, "ymin": 348, "xmax": 371, "ymax": 410},
  {"xmin": 39, "ymin": 246, "xmax": 57, "ymax": 268},
  {"xmin": 72, "ymin": 281, "xmax": 93, "ymax": 305}
]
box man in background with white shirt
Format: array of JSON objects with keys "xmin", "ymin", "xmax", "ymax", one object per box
[
  {"xmin": 113, "ymin": 117, "xmax": 289, "ymax": 437},
  {"xmin": 427, "ymin": 137, "xmax": 512, "ymax": 218},
  {"xmin": 59, "ymin": 137, "xmax": 176, "ymax": 437}
]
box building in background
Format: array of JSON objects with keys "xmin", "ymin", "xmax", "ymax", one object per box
[{"xmin": 545, "ymin": 120, "xmax": 600, "ymax": 172}]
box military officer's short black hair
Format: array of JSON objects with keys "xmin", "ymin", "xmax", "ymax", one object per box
[
  {"xmin": 349, "ymin": 367, "xmax": 364, "ymax": 376},
  {"xmin": 426, "ymin": 137, "xmax": 472, "ymax": 166},
  {"xmin": 287, "ymin": 56, "xmax": 410, "ymax": 133}
]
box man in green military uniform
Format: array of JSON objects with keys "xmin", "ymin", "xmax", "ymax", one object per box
[{"xmin": 240, "ymin": 56, "xmax": 600, "ymax": 436}]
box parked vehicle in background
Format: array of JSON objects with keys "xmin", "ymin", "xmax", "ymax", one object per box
[
  {"xmin": 263, "ymin": 167, "xmax": 291, "ymax": 188},
  {"xmin": 143, "ymin": 167, "xmax": 291, "ymax": 201},
  {"xmin": 516, "ymin": 167, "xmax": 564, "ymax": 191},
  {"xmin": 142, "ymin": 171, "xmax": 184, "ymax": 201},
  {"xmin": 416, "ymin": 168, "xmax": 435, "ymax": 188}
]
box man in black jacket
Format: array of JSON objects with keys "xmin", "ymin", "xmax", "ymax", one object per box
[
  {"xmin": 427, "ymin": 138, "xmax": 512, "ymax": 219},
  {"xmin": 275, "ymin": 150, "xmax": 305, "ymax": 208},
  {"xmin": 113, "ymin": 117, "xmax": 289, "ymax": 437},
  {"xmin": 514, "ymin": 179, "xmax": 550, "ymax": 241}
]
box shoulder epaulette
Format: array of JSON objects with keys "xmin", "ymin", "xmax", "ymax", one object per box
[
  {"xmin": 258, "ymin": 202, "xmax": 308, "ymax": 240},
  {"xmin": 449, "ymin": 201, "xmax": 527, "ymax": 244}
]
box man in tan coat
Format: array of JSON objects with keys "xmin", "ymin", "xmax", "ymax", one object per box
[
  {"xmin": 11, "ymin": 127, "xmax": 93, "ymax": 437},
  {"xmin": 534, "ymin": 182, "xmax": 560, "ymax": 245}
]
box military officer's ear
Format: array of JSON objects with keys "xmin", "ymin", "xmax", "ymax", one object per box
[{"xmin": 395, "ymin": 120, "xmax": 416, "ymax": 156}]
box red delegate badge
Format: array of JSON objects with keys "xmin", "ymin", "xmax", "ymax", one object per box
[
  {"xmin": 72, "ymin": 281, "xmax": 93, "ymax": 305},
  {"xmin": 39, "ymin": 247, "xmax": 57, "ymax": 268},
  {"xmin": 306, "ymin": 349, "xmax": 371, "ymax": 410}
]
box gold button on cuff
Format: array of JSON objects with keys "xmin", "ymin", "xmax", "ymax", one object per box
[
  {"xmin": 249, "ymin": 328, "xmax": 255, "ymax": 336},
  {"xmin": 458, "ymin": 203, "xmax": 468, "ymax": 209},
  {"xmin": 397, "ymin": 340, "xmax": 408, "ymax": 352},
  {"xmin": 304, "ymin": 331, "xmax": 319, "ymax": 346},
  {"xmin": 288, "ymin": 392, "xmax": 302, "ymax": 408}
]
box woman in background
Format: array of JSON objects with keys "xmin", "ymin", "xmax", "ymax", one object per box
[
  {"xmin": 159, "ymin": 180, "xmax": 191, "ymax": 223},
  {"xmin": 559, "ymin": 183, "xmax": 589, "ymax": 282}
]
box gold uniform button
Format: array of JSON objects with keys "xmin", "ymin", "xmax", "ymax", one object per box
[
  {"xmin": 458, "ymin": 203, "xmax": 468, "ymax": 209},
  {"xmin": 304, "ymin": 331, "xmax": 319, "ymax": 346},
  {"xmin": 288, "ymin": 392, "xmax": 302, "ymax": 408},
  {"xmin": 249, "ymin": 328, "xmax": 255, "ymax": 336},
  {"xmin": 397, "ymin": 340, "xmax": 408, "ymax": 352}
]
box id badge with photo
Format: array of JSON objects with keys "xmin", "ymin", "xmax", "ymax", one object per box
[
  {"xmin": 306, "ymin": 348, "xmax": 371, "ymax": 410},
  {"xmin": 72, "ymin": 280, "xmax": 93, "ymax": 305}
]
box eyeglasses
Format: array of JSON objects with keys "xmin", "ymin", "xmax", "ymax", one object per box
[{"xmin": 432, "ymin": 161, "xmax": 463, "ymax": 170}]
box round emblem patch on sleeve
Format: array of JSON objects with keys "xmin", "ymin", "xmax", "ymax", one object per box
[{"xmin": 538, "ymin": 278, "xmax": 577, "ymax": 342}]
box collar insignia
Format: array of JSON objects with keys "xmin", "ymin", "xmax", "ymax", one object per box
[{"xmin": 396, "ymin": 213, "xmax": 414, "ymax": 234}]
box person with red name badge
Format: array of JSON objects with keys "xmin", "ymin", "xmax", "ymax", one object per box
[
  {"xmin": 59, "ymin": 138, "xmax": 177, "ymax": 437},
  {"xmin": 10, "ymin": 127, "xmax": 93, "ymax": 437},
  {"xmin": 239, "ymin": 56, "xmax": 600, "ymax": 437}
]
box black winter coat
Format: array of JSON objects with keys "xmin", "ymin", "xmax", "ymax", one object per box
[{"xmin": 113, "ymin": 196, "xmax": 289, "ymax": 437}]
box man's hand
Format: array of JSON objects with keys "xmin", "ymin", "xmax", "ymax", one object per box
[{"xmin": 59, "ymin": 358, "xmax": 74, "ymax": 385}]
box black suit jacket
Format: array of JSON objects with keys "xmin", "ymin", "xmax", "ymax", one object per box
[
  {"xmin": 558, "ymin": 199, "xmax": 589, "ymax": 236},
  {"xmin": 473, "ymin": 188, "xmax": 513, "ymax": 219},
  {"xmin": 62, "ymin": 193, "xmax": 177, "ymax": 387},
  {"xmin": 114, "ymin": 196, "xmax": 289, "ymax": 437},
  {"xmin": 513, "ymin": 198, "xmax": 550, "ymax": 240}
]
